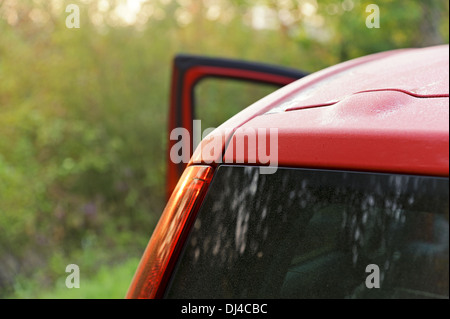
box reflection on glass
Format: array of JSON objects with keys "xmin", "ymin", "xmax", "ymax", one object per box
[{"xmin": 166, "ymin": 166, "xmax": 449, "ymax": 299}]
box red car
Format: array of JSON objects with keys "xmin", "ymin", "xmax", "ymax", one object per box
[{"xmin": 127, "ymin": 45, "xmax": 449, "ymax": 299}]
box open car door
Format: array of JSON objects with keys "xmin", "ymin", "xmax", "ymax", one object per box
[{"xmin": 166, "ymin": 55, "xmax": 308, "ymax": 199}]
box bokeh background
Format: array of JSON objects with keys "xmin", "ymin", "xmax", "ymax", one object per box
[{"xmin": 0, "ymin": 0, "xmax": 448, "ymax": 298}]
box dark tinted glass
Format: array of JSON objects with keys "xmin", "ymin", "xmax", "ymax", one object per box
[{"xmin": 166, "ymin": 166, "xmax": 449, "ymax": 299}]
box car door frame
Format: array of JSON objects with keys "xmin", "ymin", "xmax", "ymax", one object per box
[{"xmin": 166, "ymin": 54, "xmax": 308, "ymax": 199}]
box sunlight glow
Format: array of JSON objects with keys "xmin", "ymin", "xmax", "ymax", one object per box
[{"xmin": 113, "ymin": 0, "xmax": 147, "ymax": 25}]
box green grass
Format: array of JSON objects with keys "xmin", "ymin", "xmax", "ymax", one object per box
[{"xmin": 11, "ymin": 257, "xmax": 140, "ymax": 299}]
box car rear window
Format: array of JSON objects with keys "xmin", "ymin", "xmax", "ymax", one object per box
[{"xmin": 165, "ymin": 166, "xmax": 449, "ymax": 299}]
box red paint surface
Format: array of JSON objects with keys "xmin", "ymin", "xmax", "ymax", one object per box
[{"xmin": 193, "ymin": 45, "xmax": 449, "ymax": 176}]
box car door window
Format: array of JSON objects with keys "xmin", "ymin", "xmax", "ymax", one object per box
[{"xmin": 165, "ymin": 166, "xmax": 449, "ymax": 299}]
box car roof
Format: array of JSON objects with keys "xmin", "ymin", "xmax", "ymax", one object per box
[
  {"xmin": 191, "ymin": 45, "xmax": 449, "ymax": 177},
  {"xmin": 267, "ymin": 44, "xmax": 449, "ymax": 114}
]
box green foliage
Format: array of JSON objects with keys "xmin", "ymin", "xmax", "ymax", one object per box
[
  {"xmin": 11, "ymin": 257, "xmax": 140, "ymax": 299},
  {"xmin": 0, "ymin": 0, "xmax": 448, "ymax": 298}
]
